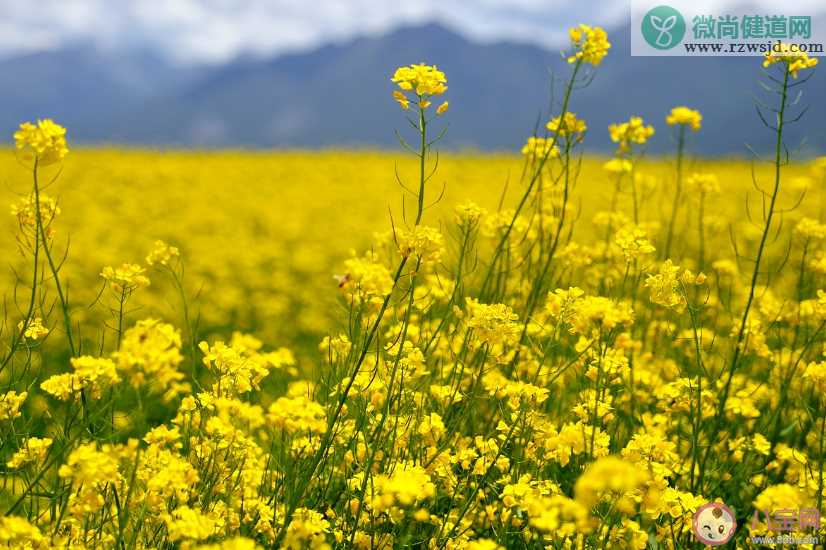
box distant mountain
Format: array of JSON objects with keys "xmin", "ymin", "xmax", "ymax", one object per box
[
  {"xmin": 0, "ymin": 45, "xmax": 206, "ymax": 143},
  {"xmin": 1, "ymin": 23, "xmax": 823, "ymax": 155}
]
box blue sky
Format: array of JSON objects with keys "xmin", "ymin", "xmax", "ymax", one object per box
[{"xmin": 1, "ymin": 0, "xmax": 824, "ymax": 64}]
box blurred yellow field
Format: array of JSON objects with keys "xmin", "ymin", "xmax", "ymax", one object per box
[{"xmin": 0, "ymin": 149, "xmax": 817, "ymax": 357}]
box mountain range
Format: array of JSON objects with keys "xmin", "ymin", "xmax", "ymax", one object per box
[{"xmin": 1, "ymin": 22, "xmax": 823, "ymax": 155}]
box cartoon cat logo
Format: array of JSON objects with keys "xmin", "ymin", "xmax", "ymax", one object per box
[{"xmin": 693, "ymin": 502, "xmax": 737, "ymax": 545}]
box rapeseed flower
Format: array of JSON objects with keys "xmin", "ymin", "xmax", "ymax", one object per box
[
  {"xmin": 609, "ymin": 116, "xmax": 655, "ymax": 153},
  {"xmin": 763, "ymin": 44, "xmax": 818, "ymax": 77},
  {"xmin": 567, "ymin": 24, "xmax": 611, "ymax": 66},
  {"xmin": 13, "ymin": 119, "xmax": 69, "ymax": 166},
  {"xmin": 391, "ymin": 63, "xmax": 447, "ymax": 111}
]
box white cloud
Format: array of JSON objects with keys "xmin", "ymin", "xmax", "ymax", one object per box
[{"xmin": 0, "ymin": 0, "xmax": 823, "ymax": 63}]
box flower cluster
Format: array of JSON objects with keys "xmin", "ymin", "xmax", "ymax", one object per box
[
  {"xmin": 763, "ymin": 44, "xmax": 819, "ymax": 78},
  {"xmin": 609, "ymin": 116, "xmax": 655, "ymax": 153},
  {"xmin": 666, "ymin": 106, "xmax": 702, "ymax": 131},
  {"xmin": 13, "ymin": 119, "xmax": 69, "ymax": 166},
  {"xmin": 567, "ymin": 24, "xmax": 611, "ymax": 66},
  {"xmin": 391, "ymin": 63, "xmax": 448, "ymax": 112}
]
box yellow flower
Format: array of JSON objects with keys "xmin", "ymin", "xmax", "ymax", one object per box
[
  {"xmin": 113, "ymin": 319, "xmax": 188, "ymax": 401},
  {"xmin": 436, "ymin": 101, "xmax": 449, "ymax": 115},
  {"xmin": 163, "ymin": 506, "xmax": 217, "ymax": 542},
  {"xmin": 283, "ymin": 507, "xmax": 330, "ymax": 549},
  {"xmin": 17, "ymin": 317, "xmax": 49, "ymax": 340},
  {"xmin": 603, "ymin": 158, "xmax": 633, "ymax": 174},
  {"xmin": 370, "ymin": 463, "xmax": 436, "ymax": 512},
  {"xmin": 521, "ymin": 136, "xmax": 560, "ymax": 161},
  {"xmin": 609, "ymin": 116, "xmax": 655, "ymax": 153},
  {"xmin": 574, "ymin": 455, "xmax": 652, "ymax": 515},
  {"xmin": 751, "ymin": 433, "xmax": 772, "ymax": 456},
  {"xmin": 7, "ymin": 437, "xmax": 52, "ymax": 469},
  {"xmin": 40, "ymin": 356, "xmax": 121, "ymax": 400},
  {"xmin": 0, "ymin": 391, "xmax": 27, "ymax": 421},
  {"xmin": 454, "ymin": 200, "xmax": 487, "ymax": 227},
  {"xmin": 465, "ymin": 298, "xmax": 520, "ymax": 347},
  {"xmin": 391, "ymin": 63, "xmax": 447, "ymax": 111},
  {"xmin": 0, "ymin": 516, "xmax": 45, "ymax": 547},
  {"xmin": 396, "ymin": 225, "xmax": 445, "ymax": 263},
  {"xmin": 101, "ymin": 263, "xmax": 150, "ymax": 293},
  {"xmin": 546, "ymin": 112, "xmax": 587, "ymax": 141},
  {"xmin": 665, "ymin": 106, "xmax": 702, "ymax": 131},
  {"xmin": 146, "ymin": 240, "xmax": 180, "ymax": 266},
  {"xmin": 338, "ymin": 250, "xmax": 394, "ymax": 308},
  {"xmin": 465, "ymin": 539, "xmax": 505, "ymax": 550},
  {"xmin": 524, "ymin": 494, "xmax": 593, "ymax": 538},
  {"xmin": 763, "ymin": 44, "xmax": 818, "ymax": 78},
  {"xmin": 615, "ymin": 226, "xmax": 656, "ymax": 262},
  {"xmin": 13, "ymin": 119, "xmax": 69, "ymax": 166},
  {"xmin": 645, "ymin": 260, "xmax": 685, "ymax": 310},
  {"xmin": 794, "ymin": 217, "xmax": 826, "ymax": 241},
  {"xmin": 567, "ymin": 24, "xmax": 611, "ymax": 66},
  {"xmin": 193, "ymin": 537, "xmax": 262, "ymax": 550},
  {"xmin": 58, "ymin": 442, "xmax": 121, "ymax": 514},
  {"xmin": 267, "ymin": 395, "xmax": 327, "ymax": 434},
  {"xmin": 392, "ymin": 90, "xmax": 410, "ymax": 110},
  {"xmin": 10, "ymin": 193, "xmax": 60, "ymax": 234}
]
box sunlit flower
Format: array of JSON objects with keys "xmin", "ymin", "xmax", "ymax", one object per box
[
  {"xmin": 13, "ymin": 119, "xmax": 69, "ymax": 166},
  {"xmin": 666, "ymin": 106, "xmax": 702, "ymax": 131},
  {"xmin": 763, "ymin": 44, "xmax": 818, "ymax": 78},
  {"xmin": 391, "ymin": 63, "xmax": 447, "ymax": 111},
  {"xmin": 567, "ymin": 24, "xmax": 611, "ymax": 66}
]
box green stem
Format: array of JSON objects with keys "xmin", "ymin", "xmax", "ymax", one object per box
[
  {"xmin": 273, "ymin": 101, "xmax": 433, "ymax": 548},
  {"xmin": 663, "ymin": 125, "xmax": 686, "ymax": 260},
  {"xmin": 0, "ymin": 162, "xmax": 42, "ymax": 373},
  {"xmin": 700, "ymin": 66, "xmax": 790, "ymax": 491},
  {"xmin": 479, "ymin": 60, "xmax": 582, "ymax": 299},
  {"xmin": 33, "ymin": 166, "xmax": 76, "ymax": 358}
]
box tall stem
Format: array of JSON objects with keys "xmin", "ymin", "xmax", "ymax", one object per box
[
  {"xmin": 0, "ymin": 162, "xmax": 42, "ymax": 373},
  {"xmin": 698, "ymin": 192, "xmax": 706, "ymax": 271},
  {"xmin": 700, "ymin": 67, "xmax": 790, "ymax": 490},
  {"xmin": 33, "ymin": 165, "xmax": 76, "ymax": 358},
  {"xmin": 479, "ymin": 60, "xmax": 582, "ymax": 299},
  {"xmin": 273, "ymin": 102, "xmax": 432, "ymax": 547},
  {"xmin": 663, "ymin": 125, "xmax": 686, "ymax": 260}
]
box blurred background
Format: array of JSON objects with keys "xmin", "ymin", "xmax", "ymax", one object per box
[{"xmin": 0, "ymin": 0, "xmax": 825, "ymax": 154}]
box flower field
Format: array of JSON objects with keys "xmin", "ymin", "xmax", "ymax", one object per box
[{"xmin": 1, "ymin": 25, "xmax": 825, "ymax": 549}]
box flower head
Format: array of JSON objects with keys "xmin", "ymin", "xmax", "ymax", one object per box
[
  {"xmin": 0, "ymin": 391, "xmax": 27, "ymax": 421},
  {"xmin": 465, "ymin": 298, "xmax": 520, "ymax": 347},
  {"xmin": 40, "ymin": 356, "xmax": 120, "ymax": 400},
  {"xmin": 146, "ymin": 240, "xmax": 180, "ymax": 266},
  {"xmin": 603, "ymin": 158, "xmax": 633, "ymax": 174},
  {"xmin": 763, "ymin": 44, "xmax": 818, "ymax": 78},
  {"xmin": 101, "ymin": 263, "xmax": 150, "ymax": 293},
  {"xmin": 546, "ymin": 113, "xmax": 587, "ymax": 142},
  {"xmin": 391, "ymin": 64, "xmax": 448, "ymax": 111},
  {"xmin": 567, "ymin": 24, "xmax": 611, "ymax": 66},
  {"xmin": 666, "ymin": 106, "xmax": 702, "ymax": 131},
  {"xmin": 521, "ymin": 136, "xmax": 560, "ymax": 161},
  {"xmin": 7, "ymin": 437, "xmax": 52, "ymax": 469},
  {"xmin": 18, "ymin": 317, "xmax": 49, "ymax": 340},
  {"xmin": 13, "ymin": 119, "xmax": 69, "ymax": 166},
  {"xmin": 609, "ymin": 116, "xmax": 655, "ymax": 153}
]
